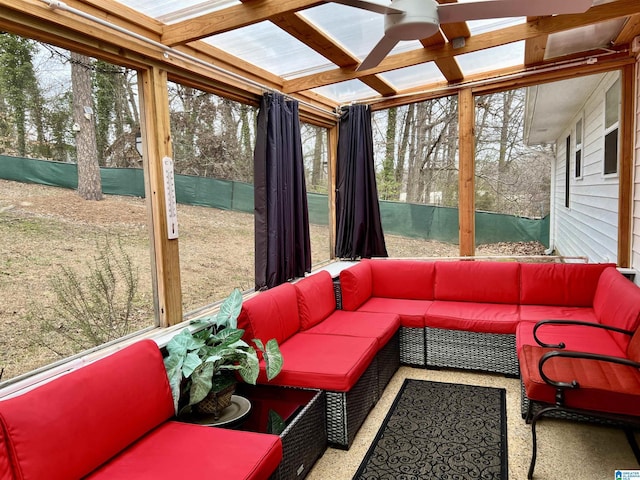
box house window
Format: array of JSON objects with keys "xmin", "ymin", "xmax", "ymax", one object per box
[
  {"xmin": 565, "ymin": 135, "xmax": 570, "ymax": 208},
  {"xmin": 604, "ymin": 78, "xmax": 620, "ymax": 175},
  {"xmin": 575, "ymin": 118, "xmax": 583, "ymax": 179}
]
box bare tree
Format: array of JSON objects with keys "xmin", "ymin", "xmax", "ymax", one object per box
[{"xmin": 71, "ymin": 51, "xmax": 102, "ymax": 201}]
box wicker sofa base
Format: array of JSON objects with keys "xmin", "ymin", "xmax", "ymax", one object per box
[
  {"xmin": 271, "ymin": 389, "xmax": 327, "ymax": 480},
  {"xmin": 377, "ymin": 332, "xmax": 400, "ymax": 396},
  {"xmin": 426, "ymin": 327, "xmax": 519, "ymax": 376},
  {"xmin": 325, "ymin": 359, "xmax": 378, "ymax": 449},
  {"xmin": 399, "ymin": 326, "xmax": 427, "ymax": 367}
]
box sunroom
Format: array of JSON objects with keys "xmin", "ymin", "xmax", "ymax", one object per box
[{"xmin": 1, "ymin": 0, "xmax": 640, "ymax": 479}]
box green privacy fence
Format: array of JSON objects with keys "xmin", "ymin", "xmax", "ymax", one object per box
[{"xmin": 0, "ymin": 155, "xmax": 549, "ymax": 247}]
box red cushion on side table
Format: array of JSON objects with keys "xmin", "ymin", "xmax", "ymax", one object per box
[
  {"xmin": 357, "ymin": 297, "xmax": 430, "ymax": 328},
  {"xmin": 257, "ymin": 333, "xmax": 378, "ymax": 392},
  {"xmin": 294, "ymin": 271, "xmax": 337, "ymax": 330},
  {"xmin": 304, "ymin": 310, "xmax": 400, "ymax": 347},
  {"xmin": 87, "ymin": 422, "xmax": 283, "ymax": 480},
  {"xmin": 426, "ymin": 301, "xmax": 519, "ymax": 334},
  {"xmin": 519, "ymin": 345, "xmax": 640, "ymax": 417}
]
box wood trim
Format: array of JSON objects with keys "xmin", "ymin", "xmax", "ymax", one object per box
[
  {"xmin": 618, "ymin": 63, "xmax": 635, "ymax": 268},
  {"xmin": 458, "ymin": 88, "xmax": 475, "ymax": 256},
  {"xmin": 139, "ymin": 67, "xmax": 183, "ymax": 326}
]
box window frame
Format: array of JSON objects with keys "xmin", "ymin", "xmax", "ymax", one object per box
[
  {"xmin": 603, "ymin": 77, "xmax": 620, "ymax": 177},
  {"xmin": 575, "ymin": 116, "xmax": 583, "ymax": 180}
]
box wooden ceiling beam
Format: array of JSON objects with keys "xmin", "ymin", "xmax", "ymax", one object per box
[
  {"xmin": 283, "ymin": 0, "xmax": 640, "ymax": 93},
  {"xmin": 161, "ymin": 0, "xmax": 325, "ymax": 46},
  {"xmin": 614, "ymin": 13, "xmax": 640, "ymax": 46},
  {"xmin": 524, "ymin": 17, "xmax": 548, "ymax": 66}
]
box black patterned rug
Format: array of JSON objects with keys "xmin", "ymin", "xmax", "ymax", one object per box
[{"xmin": 354, "ymin": 379, "xmax": 508, "ymax": 479}]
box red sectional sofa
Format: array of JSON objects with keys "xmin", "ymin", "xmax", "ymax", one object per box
[
  {"xmin": 238, "ymin": 272, "xmax": 400, "ymax": 449},
  {"xmin": 0, "ymin": 340, "xmax": 282, "ymax": 480},
  {"xmin": 338, "ymin": 259, "xmax": 639, "ymax": 376}
]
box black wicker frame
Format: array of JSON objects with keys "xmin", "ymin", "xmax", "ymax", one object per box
[
  {"xmin": 376, "ymin": 332, "xmax": 400, "ymax": 397},
  {"xmin": 325, "ymin": 359, "xmax": 379, "ymax": 449},
  {"xmin": 426, "ymin": 327, "xmax": 519, "ymax": 376},
  {"xmin": 270, "ymin": 389, "xmax": 327, "ymax": 480},
  {"xmin": 399, "ymin": 326, "xmax": 427, "ymax": 366}
]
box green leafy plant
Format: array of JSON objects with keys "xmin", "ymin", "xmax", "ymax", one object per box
[{"xmin": 163, "ymin": 288, "xmax": 283, "ymax": 414}]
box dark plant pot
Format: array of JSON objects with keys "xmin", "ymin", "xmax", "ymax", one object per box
[{"xmin": 194, "ymin": 383, "xmax": 236, "ymax": 419}]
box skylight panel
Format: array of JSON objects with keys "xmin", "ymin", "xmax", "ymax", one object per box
[
  {"xmin": 312, "ymin": 80, "xmax": 379, "ymax": 104},
  {"xmin": 116, "ymin": 0, "xmax": 240, "ymax": 22},
  {"xmin": 466, "ymin": 17, "xmax": 525, "ymax": 35},
  {"xmin": 381, "ymin": 62, "xmax": 445, "ymax": 91},
  {"xmin": 456, "ymin": 41, "xmax": 524, "ymax": 76},
  {"xmin": 301, "ymin": 3, "xmax": 422, "ymax": 61},
  {"xmin": 545, "ymin": 18, "xmax": 627, "ymax": 59},
  {"xmin": 204, "ymin": 22, "xmax": 332, "ymax": 78}
]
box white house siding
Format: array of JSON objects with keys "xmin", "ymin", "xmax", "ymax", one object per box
[
  {"xmin": 552, "ymin": 71, "xmax": 620, "ymax": 263},
  {"xmin": 632, "ymin": 53, "xmax": 640, "ymax": 283}
]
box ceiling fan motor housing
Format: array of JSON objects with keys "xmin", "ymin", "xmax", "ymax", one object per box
[{"xmin": 384, "ymin": 0, "xmax": 440, "ymax": 41}]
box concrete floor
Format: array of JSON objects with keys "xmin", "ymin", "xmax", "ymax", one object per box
[{"xmin": 306, "ymin": 366, "xmax": 638, "ymax": 480}]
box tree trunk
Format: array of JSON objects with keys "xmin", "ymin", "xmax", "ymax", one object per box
[{"xmin": 71, "ymin": 51, "xmax": 102, "ymax": 201}]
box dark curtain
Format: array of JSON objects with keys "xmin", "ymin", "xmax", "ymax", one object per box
[
  {"xmin": 254, "ymin": 92, "xmax": 311, "ymax": 290},
  {"xmin": 335, "ymin": 104, "xmax": 388, "ymax": 259}
]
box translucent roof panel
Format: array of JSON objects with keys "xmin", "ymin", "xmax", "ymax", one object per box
[
  {"xmin": 545, "ymin": 18, "xmax": 627, "ymax": 59},
  {"xmin": 381, "ymin": 62, "xmax": 446, "ymax": 91},
  {"xmin": 312, "ymin": 80, "xmax": 379, "ymax": 104},
  {"xmin": 117, "ymin": 0, "xmax": 240, "ymax": 23},
  {"xmin": 203, "ymin": 22, "xmax": 334, "ymax": 79},
  {"xmin": 467, "ymin": 17, "xmax": 526, "ymax": 35},
  {"xmin": 301, "ymin": 3, "xmax": 424, "ymax": 61},
  {"xmin": 456, "ymin": 41, "xmax": 524, "ymax": 76}
]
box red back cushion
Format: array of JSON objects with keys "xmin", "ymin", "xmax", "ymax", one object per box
[
  {"xmin": 434, "ymin": 261, "xmax": 520, "ymax": 304},
  {"xmin": 626, "ymin": 328, "xmax": 640, "ymax": 363},
  {"xmin": 0, "ymin": 427, "xmax": 13, "ymax": 480},
  {"xmin": 370, "ymin": 260, "xmax": 436, "ymax": 300},
  {"xmin": 339, "ymin": 261, "xmax": 373, "ymax": 311},
  {"xmin": 0, "ymin": 340, "xmax": 174, "ymax": 480},
  {"xmin": 594, "ymin": 268, "xmax": 640, "ymax": 350},
  {"xmin": 520, "ymin": 263, "xmax": 613, "ymax": 307},
  {"xmin": 238, "ymin": 282, "xmax": 301, "ymax": 345},
  {"xmin": 294, "ymin": 271, "xmax": 336, "ymax": 330}
]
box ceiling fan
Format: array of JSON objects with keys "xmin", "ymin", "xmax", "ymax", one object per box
[{"xmin": 329, "ymin": 0, "xmax": 594, "ymax": 71}]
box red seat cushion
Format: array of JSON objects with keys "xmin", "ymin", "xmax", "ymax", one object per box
[
  {"xmin": 594, "ymin": 268, "xmax": 640, "ymax": 351},
  {"xmin": 518, "ymin": 305, "xmax": 598, "ymax": 324},
  {"xmin": 520, "ymin": 345, "xmax": 640, "ymax": 417},
  {"xmin": 369, "ymin": 259, "xmax": 436, "ymax": 300},
  {"xmin": 520, "ymin": 262, "xmax": 613, "ymax": 307},
  {"xmin": 339, "ymin": 262, "xmax": 373, "ymax": 311},
  {"xmin": 516, "ymin": 320, "xmax": 625, "ymax": 357},
  {"xmin": 425, "ymin": 301, "xmax": 519, "ymax": 334},
  {"xmin": 357, "ymin": 297, "xmax": 430, "ymax": 328},
  {"xmin": 0, "ymin": 340, "xmax": 174, "ymax": 480},
  {"xmin": 294, "ymin": 271, "xmax": 336, "ymax": 330},
  {"xmin": 238, "ymin": 283, "xmax": 301, "ymax": 346},
  {"xmin": 87, "ymin": 422, "xmax": 282, "ymax": 480},
  {"xmin": 257, "ymin": 333, "xmax": 378, "ymax": 392},
  {"xmin": 434, "ymin": 261, "xmax": 520, "ymax": 304},
  {"xmin": 304, "ymin": 310, "xmax": 400, "ymax": 347}
]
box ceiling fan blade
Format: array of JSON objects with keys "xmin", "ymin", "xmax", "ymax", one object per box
[
  {"xmin": 438, "ymin": 0, "xmax": 593, "ymax": 24},
  {"xmin": 356, "ymin": 35, "xmax": 399, "ymax": 71},
  {"xmin": 329, "ymin": 0, "xmax": 403, "ymax": 15}
]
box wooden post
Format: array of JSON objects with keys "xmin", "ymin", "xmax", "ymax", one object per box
[
  {"xmin": 618, "ymin": 63, "xmax": 635, "ymax": 268},
  {"xmin": 328, "ymin": 124, "xmax": 339, "ymax": 260},
  {"xmin": 139, "ymin": 66, "xmax": 183, "ymax": 327},
  {"xmin": 458, "ymin": 88, "xmax": 475, "ymax": 256}
]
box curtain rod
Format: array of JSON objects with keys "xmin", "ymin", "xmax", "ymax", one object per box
[
  {"xmin": 43, "ymin": 0, "xmax": 339, "ymax": 118},
  {"xmin": 343, "ymin": 49, "xmax": 628, "ymax": 108}
]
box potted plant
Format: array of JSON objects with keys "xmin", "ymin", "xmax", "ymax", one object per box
[{"xmin": 163, "ymin": 288, "xmax": 283, "ymax": 417}]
